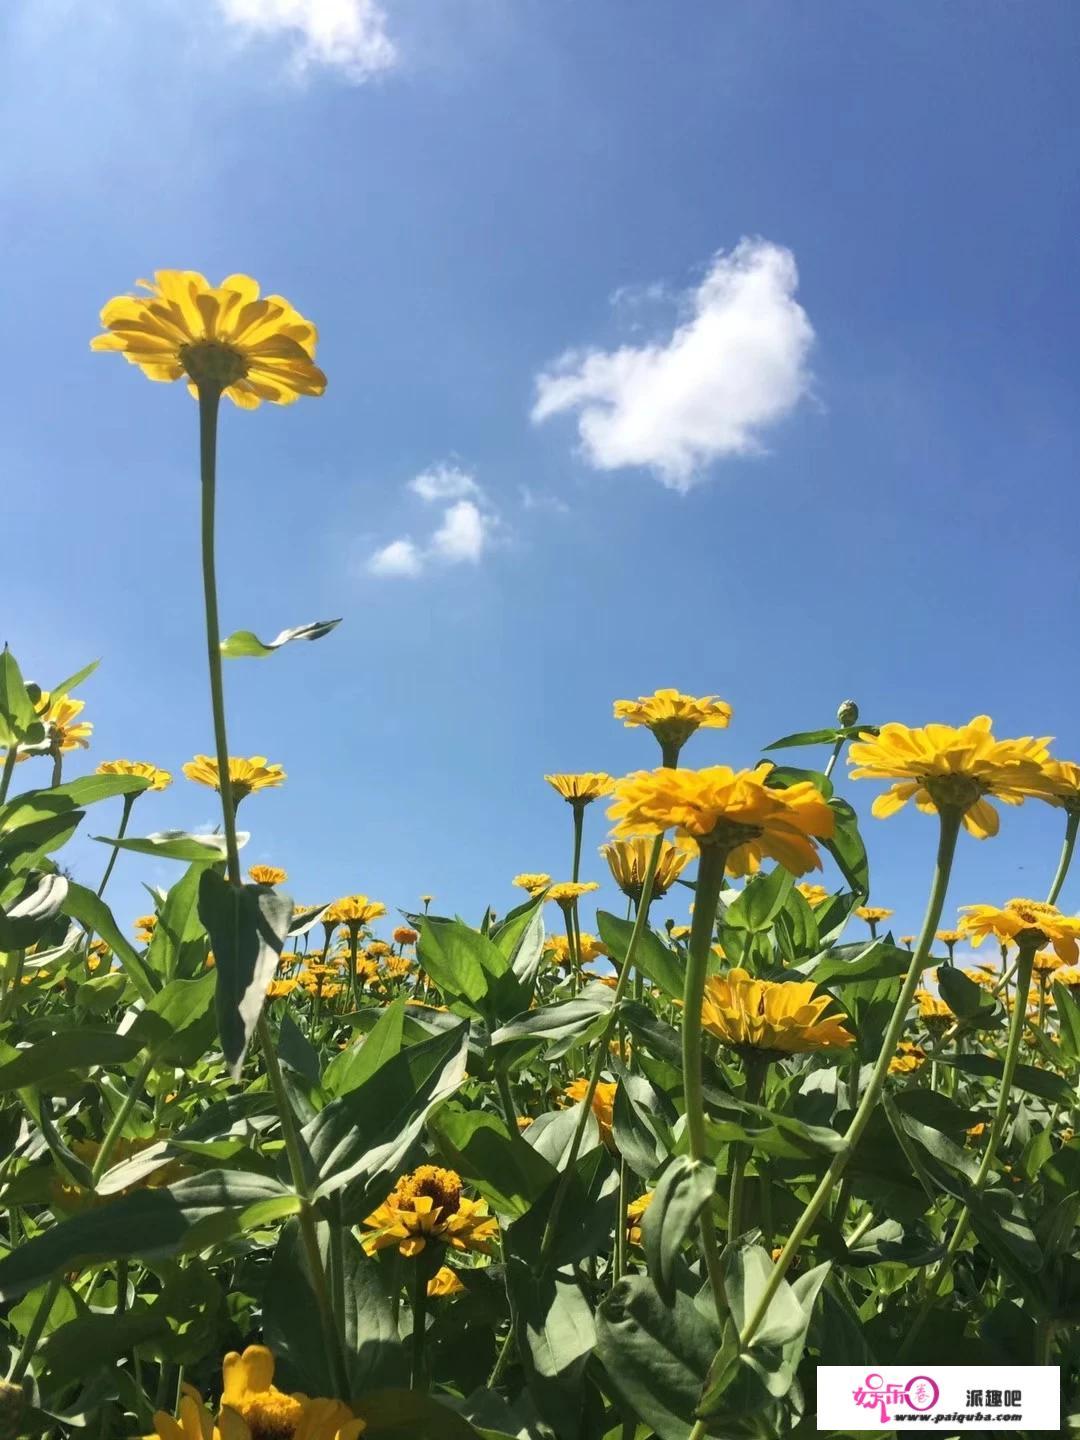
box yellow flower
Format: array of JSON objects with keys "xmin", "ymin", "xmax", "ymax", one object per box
[
  {"xmin": 601, "ymin": 835, "xmax": 692, "ymax": 901},
  {"xmin": 37, "ymin": 691, "xmax": 92, "ymax": 754},
  {"xmin": 362, "ymin": 1165, "xmax": 498, "ymax": 1258},
  {"xmin": 1042, "ymin": 760, "xmax": 1080, "ymax": 814},
  {"xmin": 855, "ymin": 906, "xmax": 893, "ymax": 924},
  {"xmin": 899, "ymin": 935, "xmax": 916, "ymax": 947},
  {"xmin": 182, "ymin": 755, "xmax": 285, "ymax": 802},
  {"xmin": 915, "ymin": 990, "xmax": 952, "ymax": 1024},
  {"xmin": 366, "ymin": 940, "xmax": 392, "ymax": 959},
  {"xmin": 143, "ymin": 1390, "xmax": 217, "ymax": 1440},
  {"xmin": 563, "ymin": 1078, "xmax": 617, "ymax": 1145},
  {"xmin": 248, "ymin": 864, "xmax": 288, "ymax": 886},
  {"xmin": 92, "ymin": 271, "xmax": 326, "ymax": 409},
  {"xmin": 626, "ymin": 1192, "xmax": 654, "ymax": 1247},
  {"xmin": 546, "ymin": 881, "xmax": 600, "ymax": 904},
  {"xmin": 935, "ymin": 929, "xmax": 963, "ymax": 946},
  {"xmin": 267, "ymin": 979, "xmax": 299, "ymax": 999},
  {"xmin": 796, "ymin": 883, "xmax": 831, "ymax": 907},
  {"xmin": 613, "ymin": 690, "xmax": 732, "ymax": 752},
  {"xmin": 545, "ymin": 934, "xmax": 609, "ymax": 968},
  {"xmin": 427, "ymin": 1265, "xmax": 466, "ymax": 1298},
  {"xmin": 545, "ymin": 773, "xmax": 615, "ymax": 805},
  {"xmin": 1054, "ymin": 965, "xmax": 1080, "ymax": 990},
  {"xmin": 54, "ymin": 1137, "xmax": 189, "ymax": 1211},
  {"xmin": 96, "ymin": 759, "xmax": 171, "ymax": 791},
  {"xmin": 216, "ymin": 1346, "xmax": 362, "ymax": 1440},
  {"xmin": 889, "ymin": 1041, "xmax": 926, "ymax": 1075},
  {"xmin": 608, "ymin": 765, "xmax": 834, "ymax": 877},
  {"xmin": 959, "ymin": 899, "xmax": 1080, "ymax": 964},
  {"xmin": 669, "ymin": 924, "xmax": 691, "ymax": 941},
  {"xmin": 393, "ymin": 926, "xmax": 419, "ymax": 946},
  {"xmin": 701, "ymin": 969, "xmax": 854, "ymax": 1055},
  {"xmin": 325, "ymin": 895, "xmax": 387, "ymax": 928},
  {"xmin": 134, "ymin": 914, "xmax": 158, "ymax": 944},
  {"xmin": 1033, "ymin": 950, "xmax": 1066, "ymax": 975},
  {"xmin": 421, "ymin": 894, "xmax": 434, "ymax": 905},
  {"xmin": 847, "ymin": 717, "xmax": 1054, "ymax": 837},
  {"xmin": 513, "ymin": 872, "xmax": 552, "ymax": 894}
]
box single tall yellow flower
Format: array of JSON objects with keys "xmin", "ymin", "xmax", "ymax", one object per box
[
  {"xmin": 608, "ymin": 765, "xmax": 834, "ymax": 877},
  {"xmin": 545, "ymin": 933, "xmax": 609, "ymax": 968},
  {"xmin": 182, "ymin": 755, "xmax": 285, "ymax": 802},
  {"xmin": 14, "ymin": 691, "xmax": 93, "ymax": 757},
  {"xmin": 96, "ymin": 759, "xmax": 172, "ymax": 790},
  {"xmin": 613, "ymin": 690, "xmax": 733, "ymax": 754},
  {"xmin": 847, "ymin": 717, "xmax": 1054, "ymax": 837},
  {"xmin": 513, "ymin": 872, "xmax": 551, "ymax": 894},
  {"xmin": 92, "ymin": 271, "xmax": 326, "ymax": 409},
  {"xmin": 959, "ymin": 899, "xmax": 1080, "ymax": 964},
  {"xmin": 855, "ymin": 905, "xmax": 893, "ymax": 926},
  {"xmin": 545, "ymin": 773, "xmax": 615, "ymax": 804},
  {"xmin": 325, "ymin": 895, "xmax": 387, "ymax": 928},
  {"xmin": 248, "ymin": 864, "xmax": 287, "ymax": 886},
  {"xmin": 546, "ymin": 881, "xmax": 600, "ymax": 904},
  {"xmin": 601, "ymin": 835, "xmax": 692, "ymax": 901},
  {"xmin": 701, "ymin": 969, "xmax": 854, "ymax": 1055},
  {"xmin": 362, "ymin": 1166, "xmax": 497, "ymax": 1258}
]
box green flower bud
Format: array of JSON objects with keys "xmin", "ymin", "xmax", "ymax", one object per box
[{"xmin": 837, "ymin": 699, "xmax": 859, "ymax": 728}]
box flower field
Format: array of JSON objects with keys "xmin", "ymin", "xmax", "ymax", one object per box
[{"xmin": 3, "ymin": 272, "xmax": 1080, "ymax": 1439}]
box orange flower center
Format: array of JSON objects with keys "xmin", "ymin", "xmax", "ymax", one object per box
[{"xmin": 237, "ymin": 1389, "xmax": 303, "ymax": 1440}]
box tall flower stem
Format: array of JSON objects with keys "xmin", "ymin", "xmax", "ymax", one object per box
[
  {"xmin": 683, "ymin": 840, "xmax": 732, "ymax": 1321},
  {"xmin": 733, "ymin": 807, "xmax": 962, "ymax": 1352},
  {"xmin": 614, "ymin": 1158, "xmax": 629, "ymax": 1281},
  {"xmin": 10, "ymin": 1273, "xmax": 63, "ymax": 1383},
  {"xmin": 495, "ymin": 1070, "xmax": 518, "ymax": 1132},
  {"xmin": 96, "ymin": 792, "xmax": 136, "ymax": 898},
  {"xmin": 571, "ymin": 803, "xmax": 585, "ymax": 883},
  {"xmin": 347, "ymin": 927, "xmax": 361, "ymax": 1010},
  {"xmin": 900, "ymin": 937, "xmax": 1037, "ymax": 1356},
  {"xmin": 823, "ymin": 737, "xmax": 845, "ymax": 782},
  {"xmin": 1047, "ymin": 812, "xmax": 1079, "ymax": 905},
  {"xmin": 91, "ymin": 1052, "xmax": 156, "ymax": 1185},
  {"xmin": 728, "ymin": 1056, "xmax": 769, "ymax": 1246}
]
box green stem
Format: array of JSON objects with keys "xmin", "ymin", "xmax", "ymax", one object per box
[
  {"xmin": 735, "ymin": 807, "xmax": 962, "ymax": 1351},
  {"xmin": 96, "ymin": 793, "xmax": 136, "ymax": 898},
  {"xmin": 823, "ymin": 736, "xmax": 846, "ymax": 782},
  {"xmin": 91, "ymin": 1052, "xmax": 156, "ymax": 1185},
  {"xmin": 410, "ymin": 1260, "xmax": 430, "ymax": 1391},
  {"xmin": 614, "ymin": 1158, "xmax": 628, "ymax": 1282},
  {"xmin": 901, "ymin": 938, "xmax": 1037, "ymax": 1355},
  {"xmin": 0, "ymin": 745, "xmax": 18, "ymax": 804},
  {"xmin": 197, "ymin": 384, "xmax": 241, "ymax": 884},
  {"xmin": 683, "ymin": 841, "xmax": 731, "ymax": 1321},
  {"xmin": 1047, "ymin": 811, "xmax": 1079, "ymax": 905},
  {"xmin": 495, "ymin": 1070, "xmax": 518, "ymax": 1131},
  {"xmin": 347, "ymin": 927, "xmax": 360, "ymax": 1010},
  {"xmin": 10, "ymin": 1273, "xmax": 63, "ymax": 1382},
  {"xmin": 728, "ymin": 1056, "xmax": 768, "ymax": 1246},
  {"xmin": 571, "ymin": 803, "xmax": 585, "ymax": 883}
]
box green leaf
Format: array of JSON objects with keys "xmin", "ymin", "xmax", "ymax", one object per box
[
  {"xmin": 490, "ymin": 987, "xmax": 613, "ymax": 1056},
  {"xmin": 415, "ymin": 917, "xmax": 511, "ymax": 1011},
  {"xmin": 642, "ymin": 1157, "xmax": 717, "ymax": 1304},
  {"xmin": 220, "ymin": 618, "xmax": 342, "ymax": 658},
  {"xmin": 505, "ymin": 1259, "xmax": 596, "ymax": 1438},
  {"xmin": 0, "ymin": 1171, "xmax": 299, "ymax": 1300},
  {"xmin": 723, "ymin": 866, "xmax": 795, "ymax": 933},
  {"xmin": 279, "ymin": 1013, "xmax": 321, "ymax": 1084},
  {"xmin": 198, "ymin": 874, "xmax": 294, "ymax": 1075},
  {"xmin": 773, "ymin": 888, "xmax": 820, "ymax": 963},
  {"xmin": 146, "ymin": 862, "xmax": 208, "ymax": 982},
  {"xmin": 764, "ymin": 727, "xmax": 845, "ymax": 751},
  {"xmin": 429, "ymin": 1106, "xmax": 556, "ymax": 1219},
  {"xmin": 323, "ymin": 999, "xmax": 405, "ymax": 1097},
  {"xmin": 1052, "ymin": 981, "xmax": 1080, "ymax": 1063},
  {"xmin": 0, "ymin": 645, "xmax": 40, "ymax": 746},
  {"xmin": 0, "ymin": 1029, "xmax": 143, "ymax": 1093},
  {"xmin": 807, "ymin": 939, "xmax": 911, "ymax": 987},
  {"xmin": 354, "ymin": 1391, "xmax": 483, "ymax": 1440},
  {"xmin": 61, "ymin": 882, "xmax": 158, "ymax": 1002},
  {"xmin": 0, "ymin": 810, "xmax": 83, "ymax": 873},
  {"xmin": 821, "ymin": 797, "xmax": 869, "ymax": 897},
  {"xmin": 0, "ymin": 872, "xmax": 69, "ymax": 949},
  {"xmin": 934, "ymin": 1052, "xmax": 1074, "ymax": 1104},
  {"xmin": 95, "ymin": 830, "xmax": 245, "ymax": 863},
  {"xmin": 48, "ymin": 658, "xmax": 100, "ymax": 701},
  {"xmin": 597, "ymin": 910, "xmax": 685, "ymax": 1001},
  {"xmin": 612, "ymin": 1074, "xmax": 676, "ymax": 1181}
]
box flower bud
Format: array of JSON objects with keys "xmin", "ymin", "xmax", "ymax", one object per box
[{"xmin": 837, "ymin": 699, "xmax": 859, "ymax": 728}]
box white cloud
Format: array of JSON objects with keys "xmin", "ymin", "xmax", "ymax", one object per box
[
  {"xmin": 519, "ymin": 485, "xmax": 570, "ymax": 516},
  {"xmin": 430, "ymin": 500, "xmax": 489, "ymax": 564},
  {"xmin": 408, "ymin": 463, "xmax": 481, "ymax": 503},
  {"xmin": 532, "ymin": 238, "xmax": 814, "ymax": 490},
  {"xmin": 369, "ymin": 537, "xmax": 422, "ymax": 577},
  {"xmin": 216, "ymin": 0, "xmax": 397, "ymax": 80}
]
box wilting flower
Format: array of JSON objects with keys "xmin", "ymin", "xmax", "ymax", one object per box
[
  {"xmin": 959, "ymin": 899, "xmax": 1080, "ymax": 964},
  {"xmin": 601, "ymin": 835, "xmax": 692, "ymax": 902},
  {"xmin": 325, "ymin": 895, "xmax": 387, "ymax": 928},
  {"xmin": 626, "ymin": 1192, "xmax": 654, "ymax": 1247},
  {"xmin": 427, "ymin": 1265, "xmax": 466, "ymax": 1298},
  {"xmin": 182, "ymin": 755, "xmax": 285, "ymax": 803},
  {"xmin": 613, "ymin": 690, "xmax": 732, "ymax": 753},
  {"xmin": 701, "ymin": 970, "xmax": 854, "ymax": 1055},
  {"xmin": 847, "ymin": 717, "xmax": 1054, "ymax": 837},
  {"xmin": 393, "ymin": 926, "xmax": 419, "ymax": 946},
  {"xmin": 546, "ymin": 881, "xmax": 600, "ymax": 905},
  {"xmin": 608, "ymin": 765, "xmax": 834, "ymax": 877},
  {"xmin": 362, "ymin": 1166, "xmax": 497, "ymax": 1258},
  {"xmin": 796, "ymin": 883, "xmax": 831, "ymax": 907},
  {"xmin": 889, "ymin": 1041, "xmax": 927, "ymax": 1075},
  {"xmin": 563, "ymin": 1078, "xmax": 617, "ymax": 1145},
  {"xmin": 513, "ymin": 872, "xmax": 552, "ymax": 894},
  {"xmin": 96, "ymin": 759, "xmax": 172, "ymax": 791},
  {"xmin": 93, "ymin": 271, "xmax": 326, "ymax": 409},
  {"xmin": 545, "ymin": 773, "xmax": 615, "ymax": 804},
  {"xmin": 248, "ymin": 864, "xmax": 287, "ymax": 886}
]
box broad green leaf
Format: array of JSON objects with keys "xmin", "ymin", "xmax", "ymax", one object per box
[
  {"xmin": 429, "ymin": 1106, "xmax": 557, "ymax": 1218},
  {"xmin": 505, "ymin": 1258, "xmax": 596, "ymax": 1437},
  {"xmin": 61, "ymin": 882, "xmax": 158, "ymax": 1002},
  {"xmin": 597, "ymin": 911, "xmax": 684, "ymax": 1001},
  {"xmin": 1052, "ymin": 981, "xmax": 1080, "ymax": 1063},
  {"xmin": 323, "ymin": 999, "xmax": 405, "ymax": 1097},
  {"xmin": 491, "ymin": 988, "xmax": 613, "ymax": 1053},
  {"xmin": 147, "ymin": 862, "xmax": 208, "ymax": 981},
  {"xmin": 642, "ymin": 1156, "xmax": 716, "ymax": 1303},
  {"xmin": 198, "ymin": 874, "xmax": 293, "ymax": 1075},
  {"xmin": 723, "ymin": 866, "xmax": 794, "ymax": 932},
  {"xmin": 129, "ymin": 973, "xmax": 218, "ymax": 1065},
  {"xmin": 934, "ymin": 1052, "xmax": 1073, "ymax": 1104},
  {"xmin": 220, "ymin": 618, "xmax": 342, "ymax": 658},
  {"xmin": 278, "ymin": 1012, "xmax": 321, "ymax": 1084},
  {"xmin": 0, "ymin": 645, "xmax": 40, "ymax": 746},
  {"xmin": 807, "ymin": 939, "xmax": 911, "ymax": 987},
  {"xmin": 821, "ymin": 797, "xmax": 869, "ymax": 897},
  {"xmin": 95, "ymin": 830, "xmax": 246, "ymax": 863},
  {"xmin": 354, "ymin": 1391, "xmax": 483, "ymax": 1440},
  {"xmin": 939, "ymin": 965, "xmax": 997, "ymax": 1021},
  {"xmin": 0, "ymin": 1029, "xmax": 143, "ymax": 1092},
  {"xmin": 612, "ymin": 1073, "xmax": 676, "ymax": 1181},
  {"xmin": 415, "ymin": 917, "xmax": 510, "ymax": 1009}
]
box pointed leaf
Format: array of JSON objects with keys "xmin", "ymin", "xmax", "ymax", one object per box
[
  {"xmin": 198, "ymin": 874, "xmax": 293, "ymax": 1075},
  {"xmin": 220, "ymin": 618, "xmax": 342, "ymax": 658}
]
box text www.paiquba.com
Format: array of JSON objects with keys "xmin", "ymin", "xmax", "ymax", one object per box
[{"xmin": 889, "ymin": 1414, "xmax": 1022, "ymax": 1424}]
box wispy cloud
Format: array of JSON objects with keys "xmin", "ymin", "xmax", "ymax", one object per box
[
  {"xmin": 216, "ymin": 0, "xmax": 398, "ymax": 81},
  {"xmin": 369, "ymin": 537, "xmax": 423, "ymax": 577},
  {"xmin": 519, "ymin": 484, "xmax": 570, "ymax": 516},
  {"xmin": 532, "ymin": 239, "xmax": 815, "ymax": 491},
  {"xmin": 367, "ymin": 464, "xmax": 498, "ymax": 579},
  {"xmin": 408, "ymin": 462, "xmax": 481, "ymax": 503}
]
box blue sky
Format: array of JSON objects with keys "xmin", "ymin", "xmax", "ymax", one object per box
[{"xmin": 3, "ymin": 0, "xmax": 1079, "ymax": 945}]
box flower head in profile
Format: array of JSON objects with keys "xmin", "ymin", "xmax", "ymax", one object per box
[
  {"xmin": 600, "ymin": 836, "xmax": 693, "ymax": 902},
  {"xmin": 362, "ymin": 1165, "xmax": 497, "ymax": 1258},
  {"xmin": 546, "ymin": 881, "xmax": 600, "ymax": 905},
  {"xmin": 613, "ymin": 690, "xmax": 732, "ymax": 757},
  {"xmin": 626, "ymin": 1192, "xmax": 654, "ymax": 1247},
  {"xmin": 608, "ymin": 764, "xmax": 834, "ymax": 877},
  {"xmin": 393, "ymin": 926, "xmax": 419, "ymax": 946},
  {"xmin": 1033, "ymin": 949, "xmax": 1066, "ymax": 976},
  {"xmin": 959, "ymin": 899, "xmax": 1080, "ymax": 964},
  {"xmin": 134, "ymin": 913, "xmax": 158, "ymax": 944},
  {"xmin": 545, "ymin": 933, "xmax": 609, "ymax": 969},
  {"xmin": 96, "ymin": 759, "xmax": 172, "ymax": 791},
  {"xmin": 1042, "ymin": 760, "xmax": 1080, "ymax": 814},
  {"xmin": 796, "ymin": 883, "xmax": 831, "ymax": 907},
  {"xmin": 1054, "ymin": 965, "xmax": 1080, "ymax": 990},
  {"xmin": 93, "ymin": 271, "xmax": 326, "ymax": 409},
  {"xmin": 248, "ymin": 864, "xmax": 287, "ymax": 886},
  {"xmin": 182, "ymin": 755, "xmax": 285, "ymax": 803},
  {"xmin": 513, "ymin": 872, "xmax": 551, "ymax": 895},
  {"xmin": 545, "ymin": 773, "xmax": 615, "ymax": 805},
  {"xmin": 889, "ymin": 1041, "xmax": 926, "ymax": 1075},
  {"xmin": 855, "ymin": 906, "xmax": 893, "ymax": 925},
  {"xmin": 701, "ymin": 969, "xmax": 854, "ymax": 1056},
  {"xmin": 936, "ymin": 929, "xmax": 963, "ymax": 946},
  {"xmin": 847, "ymin": 717, "xmax": 1054, "ymax": 837},
  {"xmin": 563, "ymin": 1078, "xmax": 617, "ymax": 1145},
  {"xmin": 916, "ymin": 990, "xmax": 952, "ymax": 1025},
  {"xmin": 37, "ymin": 692, "xmax": 92, "ymax": 754},
  {"xmin": 427, "ymin": 1265, "xmax": 465, "ymax": 1298},
  {"xmin": 325, "ymin": 895, "xmax": 387, "ymax": 928}
]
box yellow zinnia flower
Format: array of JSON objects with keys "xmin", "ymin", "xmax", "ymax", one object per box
[
  {"xmin": 546, "ymin": 881, "xmax": 601, "ymax": 904},
  {"xmin": 215, "ymin": 1346, "xmax": 362, "ymax": 1440},
  {"xmin": 513, "ymin": 872, "xmax": 552, "ymax": 894},
  {"xmin": 544, "ymin": 933, "xmax": 609, "ymax": 968},
  {"xmin": 362, "ymin": 1166, "xmax": 498, "ymax": 1258},
  {"xmin": 1033, "ymin": 950, "xmax": 1066, "ymax": 975},
  {"xmin": 96, "ymin": 759, "xmax": 172, "ymax": 791},
  {"xmin": 626, "ymin": 1192, "xmax": 654, "ymax": 1247},
  {"xmin": 959, "ymin": 899, "xmax": 1080, "ymax": 964},
  {"xmin": 796, "ymin": 883, "xmax": 831, "ymax": 907},
  {"xmin": 915, "ymin": 990, "xmax": 952, "ymax": 1024},
  {"xmin": 855, "ymin": 906, "xmax": 893, "ymax": 924},
  {"xmin": 134, "ymin": 913, "xmax": 158, "ymax": 944},
  {"xmin": 182, "ymin": 755, "xmax": 285, "ymax": 802},
  {"xmin": 889, "ymin": 1041, "xmax": 926, "ymax": 1075},
  {"xmin": 700, "ymin": 969, "xmax": 854, "ymax": 1055},
  {"xmin": 427, "ymin": 1265, "xmax": 466, "ymax": 1298},
  {"xmin": 37, "ymin": 692, "xmax": 92, "ymax": 754},
  {"xmin": 393, "ymin": 926, "xmax": 419, "ymax": 946},
  {"xmin": 325, "ymin": 895, "xmax": 387, "ymax": 928},
  {"xmin": 142, "ymin": 1390, "xmax": 217, "ymax": 1440},
  {"xmin": 1042, "ymin": 760, "xmax": 1080, "ymax": 814},
  {"xmin": 600, "ymin": 835, "xmax": 692, "ymax": 901},
  {"xmin": 563, "ymin": 1078, "xmax": 617, "ymax": 1145},
  {"xmin": 847, "ymin": 717, "xmax": 1054, "ymax": 837},
  {"xmin": 92, "ymin": 271, "xmax": 326, "ymax": 409},
  {"xmin": 608, "ymin": 764, "xmax": 834, "ymax": 877},
  {"xmin": 248, "ymin": 864, "xmax": 287, "ymax": 886},
  {"xmin": 545, "ymin": 772, "xmax": 615, "ymax": 804},
  {"xmin": 613, "ymin": 690, "xmax": 733, "ymax": 752}
]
